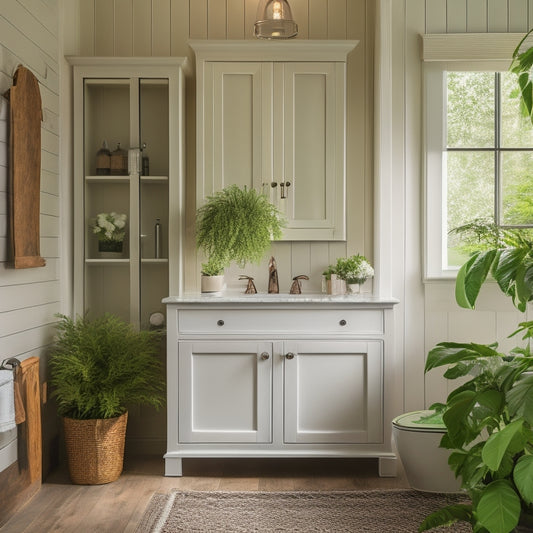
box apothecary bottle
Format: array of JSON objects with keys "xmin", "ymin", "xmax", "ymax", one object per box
[{"xmin": 96, "ymin": 140, "xmax": 111, "ymax": 175}]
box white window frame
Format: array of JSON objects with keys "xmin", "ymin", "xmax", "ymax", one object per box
[{"xmin": 423, "ymin": 59, "xmax": 513, "ymax": 279}]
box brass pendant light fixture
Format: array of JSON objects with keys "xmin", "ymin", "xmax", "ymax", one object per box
[{"xmin": 254, "ymin": 0, "xmax": 298, "ymax": 39}]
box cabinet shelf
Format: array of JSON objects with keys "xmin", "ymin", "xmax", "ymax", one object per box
[
  {"xmin": 141, "ymin": 176, "xmax": 168, "ymax": 183},
  {"xmin": 85, "ymin": 258, "xmax": 130, "ymax": 265},
  {"xmin": 85, "ymin": 175, "xmax": 130, "ymax": 183},
  {"xmin": 141, "ymin": 258, "xmax": 168, "ymax": 264}
]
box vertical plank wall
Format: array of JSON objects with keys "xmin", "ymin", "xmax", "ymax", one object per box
[
  {"xmin": 391, "ymin": 0, "xmax": 533, "ymax": 413},
  {"xmin": 0, "ymin": 0, "xmax": 61, "ymax": 474},
  {"xmin": 75, "ymin": 0, "xmax": 374, "ymax": 294}
]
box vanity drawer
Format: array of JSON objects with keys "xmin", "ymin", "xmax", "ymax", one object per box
[{"xmin": 177, "ymin": 309, "xmax": 384, "ymax": 335}]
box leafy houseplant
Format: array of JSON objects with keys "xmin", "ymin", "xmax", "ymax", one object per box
[
  {"xmin": 420, "ymin": 322, "xmax": 533, "ymax": 533},
  {"xmin": 49, "ymin": 313, "xmax": 164, "ymax": 484},
  {"xmin": 92, "ymin": 212, "xmax": 127, "ymax": 254},
  {"xmin": 196, "ymin": 185, "xmax": 284, "ymax": 291},
  {"xmin": 335, "ymin": 254, "xmax": 374, "ymax": 292},
  {"xmin": 511, "ymin": 28, "xmax": 533, "ymax": 125},
  {"xmin": 451, "ymin": 220, "xmax": 533, "ymax": 312}
]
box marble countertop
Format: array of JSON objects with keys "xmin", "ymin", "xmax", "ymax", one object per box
[{"xmin": 163, "ymin": 292, "xmax": 399, "ymax": 305}]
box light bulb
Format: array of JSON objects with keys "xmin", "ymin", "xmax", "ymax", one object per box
[{"xmin": 272, "ymin": 1, "xmax": 282, "ymax": 19}]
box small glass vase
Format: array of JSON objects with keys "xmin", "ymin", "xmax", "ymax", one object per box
[{"xmin": 98, "ymin": 239, "xmax": 123, "ymax": 259}]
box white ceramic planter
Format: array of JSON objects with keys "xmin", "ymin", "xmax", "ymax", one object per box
[{"xmin": 201, "ymin": 275, "xmax": 224, "ymax": 293}]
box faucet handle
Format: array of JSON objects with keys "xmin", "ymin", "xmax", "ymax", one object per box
[
  {"xmin": 289, "ymin": 275, "xmax": 309, "ymax": 294},
  {"xmin": 239, "ymin": 275, "xmax": 257, "ymax": 294}
]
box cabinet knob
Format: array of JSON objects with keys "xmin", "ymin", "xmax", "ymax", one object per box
[
  {"xmin": 339, "ymin": 319, "xmax": 347, "ymax": 326},
  {"xmin": 285, "ymin": 352, "xmax": 295, "ymax": 360},
  {"xmin": 217, "ymin": 319, "xmax": 224, "ymax": 326},
  {"xmin": 260, "ymin": 352, "xmax": 270, "ymax": 360}
]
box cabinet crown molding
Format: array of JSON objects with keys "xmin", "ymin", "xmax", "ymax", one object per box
[{"xmin": 189, "ymin": 40, "xmax": 358, "ymax": 62}]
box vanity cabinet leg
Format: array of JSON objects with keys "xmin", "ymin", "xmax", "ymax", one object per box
[
  {"xmin": 165, "ymin": 457, "xmax": 183, "ymax": 477},
  {"xmin": 378, "ymin": 456, "xmax": 397, "ymax": 477}
]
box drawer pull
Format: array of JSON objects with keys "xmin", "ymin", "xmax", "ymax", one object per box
[
  {"xmin": 260, "ymin": 352, "xmax": 270, "ymax": 360},
  {"xmin": 285, "ymin": 352, "xmax": 295, "ymax": 360},
  {"xmin": 217, "ymin": 319, "xmax": 224, "ymax": 327},
  {"xmin": 339, "ymin": 319, "xmax": 347, "ymax": 326}
]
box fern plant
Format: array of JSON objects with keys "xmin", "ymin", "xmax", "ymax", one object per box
[
  {"xmin": 49, "ymin": 313, "xmax": 165, "ymax": 420},
  {"xmin": 196, "ymin": 185, "xmax": 285, "ymax": 275}
]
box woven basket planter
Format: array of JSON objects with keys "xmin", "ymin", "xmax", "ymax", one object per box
[{"xmin": 63, "ymin": 412, "xmax": 128, "ymax": 485}]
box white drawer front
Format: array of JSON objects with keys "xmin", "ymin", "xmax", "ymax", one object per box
[{"xmin": 178, "ymin": 309, "xmax": 383, "ymax": 335}]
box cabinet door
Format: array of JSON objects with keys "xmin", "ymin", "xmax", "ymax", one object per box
[
  {"xmin": 178, "ymin": 341, "xmax": 272, "ymax": 443},
  {"xmin": 277, "ymin": 62, "xmax": 346, "ymax": 240},
  {"xmin": 283, "ymin": 341, "xmax": 383, "ymax": 444},
  {"xmin": 198, "ymin": 62, "xmax": 272, "ymax": 202}
]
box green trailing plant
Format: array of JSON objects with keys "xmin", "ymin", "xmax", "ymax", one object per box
[
  {"xmin": 420, "ymin": 321, "xmax": 533, "ymax": 533},
  {"xmin": 196, "ymin": 185, "xmax": 285, "ymax": 275},
  {"xmin": 49, "ymin": 313, "xmax": 165, "ymax": 420},
  {"xmin": 450, "ymin": 219, "xmax": 533, "ymax": 312}
]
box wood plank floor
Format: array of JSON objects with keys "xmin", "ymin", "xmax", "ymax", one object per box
[{"xmin": 0, "ymin": 456, "xmax": 409, "ymax": 533}]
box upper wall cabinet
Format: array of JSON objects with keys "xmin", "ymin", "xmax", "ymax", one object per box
[
  {"xmin": 191, "ymin": 41, "xmax": 358, "ymax": 241},
  {"xmin": 68, "ymin": 57, "xmax": 187, "ymax": 328}
]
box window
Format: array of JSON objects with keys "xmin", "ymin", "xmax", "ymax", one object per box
[{"xmin": 424, "ymin": 62, "xmax": 533, "ymax": 278}]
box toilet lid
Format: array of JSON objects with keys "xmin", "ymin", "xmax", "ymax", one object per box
[{"xmin": 392, "ymin": 410, "xmax": 446, "ymax": 432}]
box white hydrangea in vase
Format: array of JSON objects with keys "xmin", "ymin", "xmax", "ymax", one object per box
[
  {"xmin": 335, "ymin": 254, "xmax": 374, "ymax": 294},
  {"xmin": 92, "ymin": 212, "xmax": 127, "ymax": 256}
]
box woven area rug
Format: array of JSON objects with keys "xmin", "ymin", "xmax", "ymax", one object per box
[{"xmin": 136, "ymin": 490, "xmax": 471, "ymax": 532}]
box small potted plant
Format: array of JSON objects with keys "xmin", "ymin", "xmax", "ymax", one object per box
[
  {"xmin": 49, "ymin": 313, "xmax": 164, "ymax": 484},
  {"xmin": 196, "ymin": 185, "xmax": 284, "ymax": 292},
  {"xmin": 92, "ymin": 212, "xmax": 127, "ymax": 257},
  {"xmin": 335, "ymin": 254, "xmax": 374, "ymax": 294}
]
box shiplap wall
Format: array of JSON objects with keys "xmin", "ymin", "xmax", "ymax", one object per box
[
  {"xmin": 390, "ymin": 0, "xmax": 533, "ymax": 413},
  {"xmin": 73, "ymin": 0, "xmax": 373, "ymax": 294},
  {"xmin": 0, "ymin": 0, "xmax": 60, "ymax": 472}
]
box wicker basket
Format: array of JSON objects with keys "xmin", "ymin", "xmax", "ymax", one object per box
[{"xmin": 63, "ymin": 412, "xmax": 128, "ymax": 485}]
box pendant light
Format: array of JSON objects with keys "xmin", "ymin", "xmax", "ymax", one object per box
[{"xmin": 254, "ymin": 0, "xmax": 298, "ymax": 39}]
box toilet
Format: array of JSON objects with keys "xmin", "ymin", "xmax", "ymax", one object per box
[{"xmin": 392, "ymin": 410, "xmax": 462, "ymax": 493}]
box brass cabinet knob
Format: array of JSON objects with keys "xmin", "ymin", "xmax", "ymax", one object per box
[
  {"xmin": 285, "ymin": 352, "xmax": 295, "ymax": 360},
  {"xmin": 260, "ymin": 352, "xmax": 270, "ymax": 360}
]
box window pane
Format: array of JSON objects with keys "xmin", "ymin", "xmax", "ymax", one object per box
[
  {"xmin": 447, "ymin": 72, "xmax": 494, "ymax": 148},
  {"xmin": 501, "ymin": 151, "xmax": 533, "ymax": 225},
  {"xmin": 501, "ymin": 72, "xmax": 533, "ymax": 148},
  {"xmin": 446, "ymin": 151, "xmax": 494, "ymax": 267}
]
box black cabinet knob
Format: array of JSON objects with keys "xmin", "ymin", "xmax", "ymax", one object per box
[
  {"xmin": 217, "ymin": 319, "xmax": 224, "ymax": 326},
  {"xmin": 339, "ymin": 319, "xmax": 347, "ymax": 326}
]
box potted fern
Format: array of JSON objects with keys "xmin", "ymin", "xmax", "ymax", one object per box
[
  {"xmin": 196, "ymin": 185, "xmax": 284, "ymax": 292},
  {"xmin": 49, "ymin": 313, "xmax": 164, "ymax": 484}
]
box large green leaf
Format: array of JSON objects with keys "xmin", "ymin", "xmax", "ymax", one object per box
[
  {"xmin": 418, "ymin": 504, "xmax": 473, "ymax": 532},
  {"xmin": 444, "ymin": 390, "xmax": 477, "ymax": 446},
  {"xmin": 507, "ymin": 375, "xmax": 533, "ymax": 424},
  {"xmin": 425, "ymin": 342, "xmax": 500, "ymax": 372},
  {"xmin": 514, "ymin": 455, "xmax": 533, "ymax": 504},
  {"xmin": 492, "ymin": 248, "xmax": 531, "ymax": 310},
  {"xmin": 477, "ymin": 480, "xmax": 521, "ymax": 533},
  {"xmin": 456, "ymin": 250, "xmax": 497, "ymax": 309},
  {"xmin": 481, "ymin": 420, "xmax": 524, "ymax": 471}
]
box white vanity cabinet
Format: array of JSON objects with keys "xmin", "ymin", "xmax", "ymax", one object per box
[
  {"xmin": 191, "ymin": 41, "xmax": 357, "ymax": 241},
  {"xmin": 164, "ymin": 295, "xmax": 399, "ymax": 477}
]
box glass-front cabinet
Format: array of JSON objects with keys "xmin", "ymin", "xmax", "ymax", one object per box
[{"xmin": 70, "ymin": 58, "xmax": 186, "ymax": 330}]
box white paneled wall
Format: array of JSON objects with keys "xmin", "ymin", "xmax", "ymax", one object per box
[
  {"xmin": 0, "ymin": 0, "xmax": 60, "ymax": 360},
  {"xmin": 74, "ymin": 0, "xmax": 373, "ymax": 294},
  {"xmin": 392, "ymin": 0, "xmax": 533, "ymax": 412},
  {"xmin": 1, "ymin": 0, "xmax": 60, "ymax": 473}
]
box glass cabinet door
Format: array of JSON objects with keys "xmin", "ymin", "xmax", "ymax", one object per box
[{"xmin": 139, "ymin": 79, "xmax": 169, "ymax": 329}]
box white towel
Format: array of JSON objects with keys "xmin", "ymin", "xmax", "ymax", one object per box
[{"xmin": 0, "ymin": 369, "xmax": 16, "ymax": 433}]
